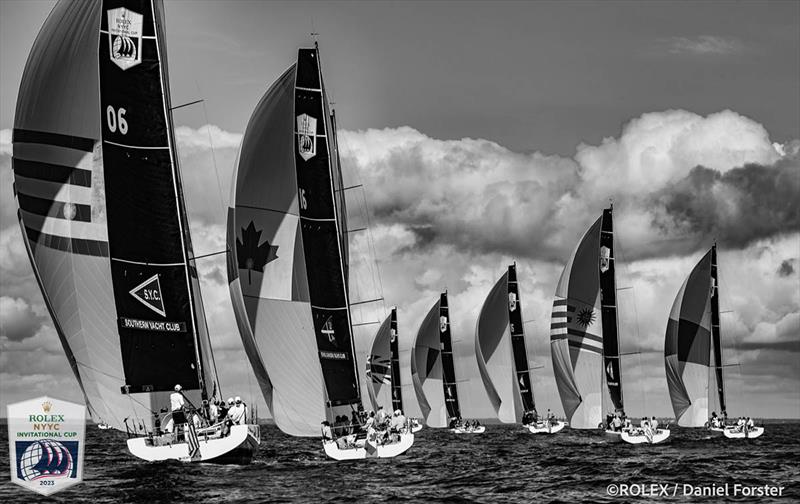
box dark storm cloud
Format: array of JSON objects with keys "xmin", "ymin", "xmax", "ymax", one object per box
[
  {"xmin": 777, "ymin": 259, "xmax": 796, "ymax": 277},
  {"xmin": 650, "ymin": 157, "xmax": 800, "ymax": 251}
]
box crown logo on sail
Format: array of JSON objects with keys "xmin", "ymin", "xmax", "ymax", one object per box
[
  {"xmin": 107, "ymin": 8, "xmax": 143, "ymax": 71},
  {"xmin": 439, "ymin": 316, "xmax": 448, "ymax": 333},
  {"xmin": 42, "ymin": 401, "xmax": 53, "ymax": 413},
  {"xmin": 129, "ymin": 274, "xmax": 166, "ymax": 317},
  {"xmin": 296, "ymin": 114, "xmax": 317, "ymax": 161},
  {"xmin": 508, "ymin": 292, "xmax": 517, "ymax": 312},
  {"xmin": 600, "ymin": 246, "xmax": 611, "ymax": 273}
]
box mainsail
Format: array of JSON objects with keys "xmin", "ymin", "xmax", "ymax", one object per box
[
  {"xmin": 366, "ymin": 308, "xmax": 402, "ymax": 412},
  {"xmin": 664, "ymin": 246, "xmax": 723, "ymax": 427},
  {"xmin": 227, "ymin": 44, "xmax": 361, "ymax": 437},
  {"xmin": 412, "ymin": 292, "xmax": 460, "ymax": 427},
  {"xmin": 475, "ymin": 264, "xmax": 535, "ymax": 423},
  {"xmin": 12, "ymin": 0, "xmax": 217, "ymax": 432},
  {"xmin": 550, "ymin": 207, "xmax": 623, "ymax": 429}
]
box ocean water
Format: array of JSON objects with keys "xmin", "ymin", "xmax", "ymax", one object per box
[{"xmin": 1, "ymin": 421, "xmax": 798, "ymax": 503}]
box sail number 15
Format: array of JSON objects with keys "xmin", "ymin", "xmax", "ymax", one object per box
[{"xmin": 106, "ymin": 106, "xmax": 128, "ymax": 134}]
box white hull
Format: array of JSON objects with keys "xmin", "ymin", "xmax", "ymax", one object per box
[
  {"xmin": 723, "ymin": 426, "xmax": 764, "ymax": 439},
  {"xmin": 97, "ymin": 423, "xmax": 112, "ymax": 430},
  {"xmin": 708, "ymin": 427, "xmax": 726, "ymax": 436},
  {"xmin": 621, "ymin": 429, "xmax": 670, "ymax": 445},
  {"xmin": 411, "ymin": 423, "xmax": 424, "ymax": 433},
  {"xmin": 526, "ymin": 421, "xmax": 566, "ymax": 434},
  {"xmin": 603, "ymin": 429, "xmax": 624, "ymax": 443},
  {"xmin": 323, "ymin": 432, "xmax": 414, "ymax": 460},
  {"xmin": 450, "ymin": 425, "xmax": 486, "ymax": 434},
  {"xmin": 127, "ymin": 424, "xmax": 260, "ymax": 464}
]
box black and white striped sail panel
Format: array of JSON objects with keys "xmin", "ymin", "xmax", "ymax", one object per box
[
  {"xmin": 294, "ymin": 47, "xmax": 361, "ymax": 408},
  {"xmin": 550, "ymin": 217, "xmax": 604, "ymax": 429},
  {"xmin": 665, "ymin": 249, "xmax": 713, "ymax": 427},
  {"xmin": 508, "ymin": 264, "xmax": 536, "ymax": 414},
  {"xmin": 475, "ymin": 270, "xmax": 518, "ymax": 423},
  {"xmin": 226, "ymin": 63, "xmax": 326, "ymax": 437},
  {"xmin": 13, "ymin": 0, "xmax": 176, "ymax": 432},
  {"xmin": 599, "ymin": 208, "xmax": 623, "ymax": 412},
  {"xmin": 411, "ymin": 297, "xmax": 446, "ymax": 427},
  {"xmin": 366, "ymin": 311, "xmax": 394, "ymax": 412},
  {"xmin": 99, "ymin": 0, "xmax": 206, "ymax": 394}
]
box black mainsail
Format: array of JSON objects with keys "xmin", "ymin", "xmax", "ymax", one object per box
[
  {"xmin": 366, "ymin": 308, "xmax": 403, "ymax": 412},
  {"xmin": 439, "ymin": 292, "xmax": 461, "ymax": 420},
  {"xmin": 509, "ymin": 264, "xmax": 536, "ymax": 414},
  {"xmin": 599, "ymin": 208, "xmax": 623, "ymax": 412}
]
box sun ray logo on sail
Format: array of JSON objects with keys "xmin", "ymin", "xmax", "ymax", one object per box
[
  {"xmin": 296, "ymin": 114, "xmax": 317, "ymax": 161},
  {"xmin": 129, "ymin": 274, "xmax": 165, "ymax": 317},
  {"xmin": 107, "ymin": 8, "xmax": 143, "ymax": 70},
  {"xmin": 576, "ymin": 308, "xmax": 596, "ymax": 327}
]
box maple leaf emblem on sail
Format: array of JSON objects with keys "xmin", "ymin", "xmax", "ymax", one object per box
[
  {"xmin": 236, "ymin": 221, "xmax": 278, "ymax": 284},
  {"xmin": 576, "ymin": 307, "xmax": 596, "ymax": 327}
]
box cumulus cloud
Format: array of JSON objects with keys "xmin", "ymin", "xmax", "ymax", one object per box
[
  {"xmin": 660, "ymin": 35, "xmax": 745, "ymax": 55},
  {"xmin": 0, "ymin": 296, "xmax": 45, "ymax": 342}
]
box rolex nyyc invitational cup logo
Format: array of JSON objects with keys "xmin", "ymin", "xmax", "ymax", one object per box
[{"xmin": 7, "ymin": 396, "xmax": 86, "ymax": 496}]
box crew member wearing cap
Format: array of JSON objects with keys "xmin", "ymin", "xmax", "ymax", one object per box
[
  {"xmin": 228, "ymin": 396, "xmax": 247, "ymax": 425},
  {"xmin": 169, "ymin": 384, "xmax": 186, "ymax": 441}
]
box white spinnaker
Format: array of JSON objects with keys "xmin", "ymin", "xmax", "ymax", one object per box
[
  {"xmin": 475, "ymin": 271, "xmax": 517, "ymax": 423},
  {"xmin": 226, "ymin": 65, "xmax": 326, "ymax": 437},
  {"xmin": 13, "ymin": 0, "xmax": 167, "ymax": 431}
]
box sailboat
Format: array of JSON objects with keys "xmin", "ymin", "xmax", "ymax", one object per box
[
  {"xmin": 412, "ymin": 292, "xmax": 484, "ymax": 434},
  {"xmin": 366, "ymin": 308, "xmax": 423, "ymax": 433},
  {"xmin": 12, "ymin": 0, "xmax": 259, "ymax": 463},
  {"xmin": 665, "ymin": 244, "xmax": 764, "ymax": 440},
  {"xmin": 551, "ymin": 206, "xmax": 669, "ymax": 444},
  {"xmin": 476, "ymin": 264, "xmax": 565, "ymax": 434},
  {"xmin": 226, "ymin": 43, "xmax": 413, "ymax": 460}
]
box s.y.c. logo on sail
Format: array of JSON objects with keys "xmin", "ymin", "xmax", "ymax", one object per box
[
  {"xmin": 129, "ymin": 274, "xmax": 165, "ymax": 317},
  {"xmin": 107, "ymin": 8, "xmax": 143, "ymax": 70},
  {"xmin": 296, "ymin": 114, "xmax": 317, "ymax": 161}
]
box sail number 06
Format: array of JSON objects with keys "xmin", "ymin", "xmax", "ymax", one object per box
[{"xmin": 106, "ymin": 106, "xmax": 128, "ymax": 134}]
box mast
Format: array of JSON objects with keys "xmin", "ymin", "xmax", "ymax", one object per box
[
  {"xmin": 389, "ymin": 308, "xmax": 403, "ymax": 412},
  {"xmin": 710, "ymin": 244, "xmax": 726, "ymax": 414},
  {"xmin": 508, "ymin": 264, "xmax": 536, "ymax": 413},
  {"xmin": 599, "ymin": 206, "xmax": 623, "ymax": 412},
  {"xmin": 439, "ymin": 291, "xmax": 461, "ymax": 419}
]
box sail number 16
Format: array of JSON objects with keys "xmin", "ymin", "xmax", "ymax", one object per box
[{"xmin": 106, "ymin": 105, "xmax": 128, "ymax": 134}]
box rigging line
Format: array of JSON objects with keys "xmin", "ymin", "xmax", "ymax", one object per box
[
  {"xmin": 188, "ymin": 249, "xmax": 228, "ymax": 261},
  {"xmin": 170, "ymin": 98, "xmax": 204, "ymax": 111},
  {"xmin": 338, "ymin": 184, "xmax": 364, "ymax": 191},
  {"xmin": 196, "ymin": 80, "xmax": 228, "ymax": 222},
  {"xmin": 350, "ymin": 297, "xmax": 384, "ymax": 306}
]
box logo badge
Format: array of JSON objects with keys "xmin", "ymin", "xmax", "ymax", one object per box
[
  {"xmin": 390, "ymin": 328, "xmax": 397, "ymax": 343},
  {"xmin": 322, "ymin": 316, "xmax": 336, "ymax": 345},
  {"xmin": 606, "ymin": 361, "xmax": 615, "ymax": 380},
  {"xmin": 107, "ymin": 8, "xmax": 143, "ymax": 70},
  {"xmin": 7, "ymin": 396, "xmax": 86, "ymax": 496},
  {"xmin": 600, "ymin": 246, "xmax": 611, "ymax": 273},
  {"xmin": 129, "ymin": 274, "xmax": 165, "ymax": 317},
  {"xmin": 508, "ymin": 292, "xmax": 517, "ymax": 312},
  {"xmin": 296, "ymin": 114, "xmax": 317, "ymax": 161},
  {"xmin": 439, "ymin": 316, "xmax": 448, "ymax": 333}
]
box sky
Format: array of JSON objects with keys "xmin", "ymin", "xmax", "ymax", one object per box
[{"xmin": 0, "ymin": 0, "xmax": 798, "ymax": 420}]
